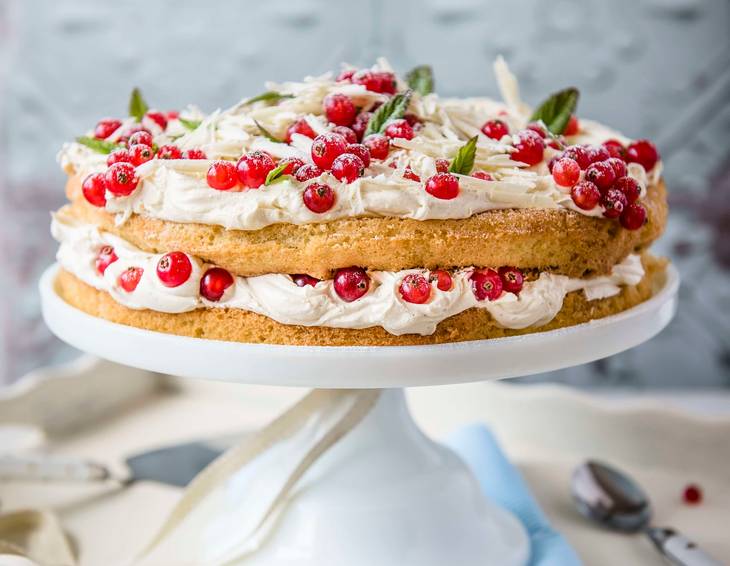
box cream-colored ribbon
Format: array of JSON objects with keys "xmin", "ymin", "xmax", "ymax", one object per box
[{"xmin": 134, "ymin": 388, "xmax": 381, "ymax": 566}]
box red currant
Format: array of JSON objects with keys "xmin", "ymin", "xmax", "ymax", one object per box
[
  {"xmin": 292, "ymin": 274, "xmax": 320, "ymax": 287},
  {"xmin": 145, "ymin": 111, "xmax": 168, "ymax": 130},
  {"xmin": 430, "ymin": 270, "xmax": 453, "ymax": 291},
  {"xmin": 200, "ymin": 267, "xmax": 234, "ymax": 301},
  {"xmin": 279, "ymin": 157, "xmax": 305, "ymax": 175},
  {"xmin": 363, "ymin": 134, "xmax": 390, "ymax": 159},
  {"xmin": 336, "ymin": 69, "xmax": 356, "ymax": 82},
  {"xmin": 425, "ymin": 173, "xmax": 459, "ymax": 200},
  {"xmin": 104, "ymin": 163, "xmax": 138, "ymax": 196},
  {"xmin": 118, "ymin": 267, "xmax": 143, "ymax": 292},
  {"xmin": 562, "ymin": 145, "xmax": 592, "ymax": 169},
  {"xmin": 331, "ymin": 126, "xmax": 357, "ymax": 144},
  {"xmin": 351, "ymin": 112, "xmax": 372, "ymax": 141},
  {"xmin": 526, "ymin": 122, "xmax": 547, "ymax": 138},
  {"xmin": 564, "ymin": 115, "xmax": 579, "ymax": 136},
  {"xmin": 331, "ymin": 154, "xmax": 364, "ymax": 183},
  {"xmin": 183, "ymin": 149, "xmax": 207, "ymax": 160},
  {"xmin": 294, "ymin": 164, "xmax": 323, "ymax": 182},
  {"xmin": 207, "ymin": 161, "xmax": 238, "ymax": 190},
  {"xmin": 285, "ymin": 118, "xmax": 316, "ymax": 143},
  {"xmin": 682, "ymin": 484, "xmax": 703, "ymax": 505},
  {"xmin": 571, "ymin": 181, "xmax": 601, "ymax": 210},
  {"xmin": 511, "ymin": 130, "xmax": 545, "ymax": 166},
  {"xmin": 471, "ymin": 269, "xmax": 503, "ymax": 301},
  {"xmin": 472, "ymin": 171, "xmax": 493, "ymax": 181},
  {"xmin": 107, "ymin": 148, "xmax": 131, "ymax": 166},
  {"xmin": 606, "ymin": 157, "xmax": 627, "ymax": 179},
  {"xmin": 236, "ymin": 151, "xmax": 276, "ymax": 188},
  {"xmin": 585, "ymin": 161, "xmax": 616, "ymax": 192},
  {"xmin": 345, "ymin": 143, "xmax": 371, "ymax": 167},
  {"xmin": 481, "ymin": 119, "xmax": 509, "ymax": 140},
  {"xmin": 82, "ymin": 173, "xmax": 108, "ymax": 207},
  {"xmin": 129, "ymin": 144, "xmax": 155, "ymax": 166},
  {"xmin": 587, "ymin": 145, "xmax": 611, "ymax": 164},
  {"xmin": 311, "ymin": 133, "xmax": 348, "ymax": 170},
  {"xmin": 157, "ymin": 145, "xmax": 182, "ymax": 159},
  {"xmin": 626, "ymin": 139, "xmax": 659, "ymax": 171},
  {"xmin": 614, "ymin": 176, "xmax": 641, "ymax": 203},
  {"xmin": 303, "ymin": 182, "xmax": 336, "ymax": 213},
  {"xmin": 602, "ymin": 139, "xmax": 626, "ymax": 160},
  {"xmin": 601, "ymin": 188, "xmax": 628, "ymax": 219},
  {"xmin": 128, "ymin": 131, "xmax": 154, "ymax": 147},
  {"xmin": 435, "ymin": 158, "xmax": 449, "ymax": 173},
  {"xmin": 95, "ymin": 245, "xmax": 118, "ymax": 275},
  {"xmin": 619, "ymin": 202, "xmax": 647, "ymax": 230},
  {"xmin": 324, "ymin": 94, "xmax": 357, "ymax": 127},
  {"xmin": 156, "ymin": 251, "xmax": 192, "ymax": 287},
  {"xmin": 384, "ymin": 119, "xmax": 414, "ymax": 140},
  {"xmin": 333, "ymin": 267, "xmax": 370, "ymax": 302},
  {"xmin": 352, "ymin": 70, "xmax": 396, "ymax": 94},
  {"xmin": 552, "ymin": 157, "xmax": 581, "ymax": 188},
  {"xmin": 498, "ymin": 266, "xmax": 524, "ymax": 295},
  {"xmin": 94, "ymin": 118, "xmax": 122, "ymax": 140},
  {"xmin": 403, "ymin": 167, "xmax": 420, "ymax": 182},
  {"xmin": 399, "ymin": 273, "xmax": 431, "ymax": 304}
]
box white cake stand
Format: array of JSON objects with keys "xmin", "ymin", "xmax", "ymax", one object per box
[{"xmin": 40, "ymin": 263, "xmax": 679, "ymax": 566}]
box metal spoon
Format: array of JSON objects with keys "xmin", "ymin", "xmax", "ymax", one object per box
[{"xmin": 571, "ymin": 460, "xmax": 724, "ymax": 566}]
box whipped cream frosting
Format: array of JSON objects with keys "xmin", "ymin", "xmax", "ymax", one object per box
[
  {"xmin": 57, "ymin": 59, "xmax": 660, "ymax": 232},
  {"xmin": 52, "ymin": 215, "xmax": 645, "ymax": 336}
]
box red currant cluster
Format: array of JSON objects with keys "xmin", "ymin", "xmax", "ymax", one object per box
[
  {"xmin": 82, "ymin": 113, "xmax": 205, "ymax": 208},
  {"xmin": 549, "ymin": 138, "xmax": 659, "ymax": 230},
  {"xmin": 470, "ymin": 266, "xmax": 524, "ymax": 302}
]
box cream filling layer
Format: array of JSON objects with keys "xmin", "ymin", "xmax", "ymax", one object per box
[{"xmin": 52, "ymin": 215, "xmax": 645, "ymax": 336}]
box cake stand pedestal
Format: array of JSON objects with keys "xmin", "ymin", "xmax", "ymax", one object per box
[{"xmin": 40, "ymin": 264, "xmax": 678, "ymax": 566}]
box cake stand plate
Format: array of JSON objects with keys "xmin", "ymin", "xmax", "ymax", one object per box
[{"xmin": 39, "ymin": 264, "xmax": 679, "ymax": 566}]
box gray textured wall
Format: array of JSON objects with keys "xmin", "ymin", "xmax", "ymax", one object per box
[{"xmin": 1, "ymin": 0, "xmax": 729, "ymax": 386}]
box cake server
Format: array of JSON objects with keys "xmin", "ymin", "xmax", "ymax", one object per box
[{"xmin": 571, "ymin": 460, "xmax": 723, "ymax": 566}]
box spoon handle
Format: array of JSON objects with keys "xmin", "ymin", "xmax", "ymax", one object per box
[{"xmin": 647, "ymin": 527, "xmax": 724, "ymax": 566}]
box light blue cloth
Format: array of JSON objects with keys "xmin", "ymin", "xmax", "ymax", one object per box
[{"xmin": 447, "ymin": 424, "xmax": 582, "ymax": 566}]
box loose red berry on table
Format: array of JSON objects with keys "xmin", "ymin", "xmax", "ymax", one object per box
[
  {"xmin": 562, "ymin": 145, "xmax": 592, "ymax": 169},
  {"xmin": 82, "ymin": 173, "xmax": 108, "ymax": 207},
  {"xmin": 331, "ymin": 153, "xmax": 364, "ymax": 183},
  {"xmin": 183, "ymin": 149, "xmax": 207, "ymax": 160},
  {"xmin": 294, "ymin": 164, "xmax": 324, "ymax": 182},
  {"xmin": 200, "ymin": 267, "xmax": 234, "ymax": 301},
  {"xmin": 363, "ymin": 134, "xmax": 390, "ymax": 160},
  {"xmin": 351, "ymin": 112, "xmax": 371, "ymax": 141},
  {"xmin": 585, "ymin": 161, "xmax": 616, "ymax": 192},
  {"xmin": 145, "ymin": 111, "xmax": 168, "ymax": 130},
  {"xmin": 336, "ymin": 69, "xmax": 356, "ymax": 82},
  {"xmin": 430, "ymin": 269, "xmax": 453, "ymax": 291},
  {"xmin": 601, "ymin": 188, "xmax": 628, "ymax": 219},
  {"xmin": 526, "ymin": 122, "xmax": 547, "ymax": 138},
  {"xmin": 498, "ymin": 266, "xmax": 524, "ymax": 295},
  {"xmin": 279, "ymin": 157, "xmax": 305, "ymax": 175},
  {"xmin": 129, "ymin": 144, "xmax": 155, "ymax": 166},
  {"xmin": 552, "ymin": 157, "xmax": 581, "ymax": 188},
  {"xmin": 435, "ymin": 158, "xmax": 449, "ymax": 173},
  {"xmin": 626, "ymin": 139, "xmax": 659, "ymax": 171},
  {"xmin": 237, "ymin": 151, "xmax": 276, "ymax": 188},
  {"xmin": 333, "ymin": 267, "xmax": 370, "ymax": 302},
  {"xmin": 156, "ymin": 251, "xmax": 192, "ymax": 288},
  {"xmin": 682, "ymin": 484, "xmax": 703, "ymax": 505},
  {"xmin": 127, "ymin": 131, "xmax": 154, "ymax": 147},
  {"xmin": 285, "ymin": 118, "xmax": 316, "ymax": 143},
  {"xmin": 292, "ymin": 274, "xmax": 320, "ymax": 287},
  {"xmin": 481, "ymin": 119, "xmax": 509, "ymax": 141},
  {"xmin": 311, "ymin": 132, "xmax": 348, "ymax": 170},
  {"xmin": 105, "ymin": 162, "xmax": 138, "ymax": 196},
  {"xmin": 118, "ymin": 267, "xmax": 144, "ymax": 292},
  {"xmin": 95, "ymin": 245, "xmax": 118, "ymax": 275},
  {"xmin": 157, "ymin": 145, "xmax": 182, "ymax": 160},
  {"xmin": 425, "ymin": 173, "xmax": 459, "ymax": 200},
  {"xmin": 472, "ymin": 171, "xmax": 493, "ymax": 181},
  {"xmin": 511, "ymin": 130, "xmax": 545, "ymax": 166},
  {"xmin": 606, "ymin": 157, "xmax": 627, "ymax": 179},
  {"xmin": 571, "ymin": 181, "xmax": 601, "ymax": 210},
  {"xmin": 107, "ymin": 148, "xmax": 131, "ymax": 166},
  {"xmin": 384, "ymin": 119, "xmax": 414, "ymax": 141},
  {"xmin": 324, "ymin": 93, "xmax": 357, "ymax": 127},
  {"xmin": 206, "ymin": 161, "xmax": 238, "ymax": 190},
  {"xmin": 399, "ymin": 273, "xmax": 431, "ymax": 304},
  {"xmin": 619, "ymin": 202, "xmax": 647, "ymax": 230},
  {"xmin": 470, "ymin": 269, "xmax": 503, "ymax": 301},
  {"xmin": 352, "ymin": 70, "xmax": 396, "ymax": 94},
  {"xmin": 403, "ymin": 167, "xmax": 420, "ymax": 182},
  {"xmin": 331, "ymin": 126, "xmax": 358, "ymax": 144},
  {"xmin": 303, "ymin": 182, "xmax": 336, "ymax": 213},
  {"xmin": 564, "ymin": 115, "xmax": 580, "ymax": 136},
  {"xmin": 94, "ymin": 118, "xmax": 122, "ymax": 140},
  {"xmin": 602, "ymin": 139, "xmax": 626, "ymax": 160},
  {"xmin": 346, "ymin": 143, "xmax": 371, "ymax": 168},
  {"xmin": 614, "ymin": 176, "xmax": 641, "ymax": 203}
]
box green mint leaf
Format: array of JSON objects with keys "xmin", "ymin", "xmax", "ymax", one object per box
[
  {"xmin": 76, "ymin": 136, "xmax": 123, "ymax": 154},
  {"xmin": 243, "ymin": 91, "xmax": 294, "ymax": 106},
  {"xmin": 529, "ymin": 87, "xmax": 579, "ymax": 135},
  {"xmin": 265, "ymin": 162, "xmax": 290, "ymax": 185},
  {"xmin": 448, "ymin": 136, "xmax": 478, "ymax": 175},
  {"xmin": 179, "ymin": 117, "xmax": 202, "ymax": 130},
  {"xmin": 364, "ymin": 89, "xmax": 413, "ymax": 137},
  {"xmin": 405, "ymin": 65, "xmax": 434, "ymax": 96},
  {"xmin": 128, "ymin": 87, "xmax": 149, "ymax": 122},
  {"xmin": 254, "ymin": 120, "xmax": 282, "ymax": 143}
]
